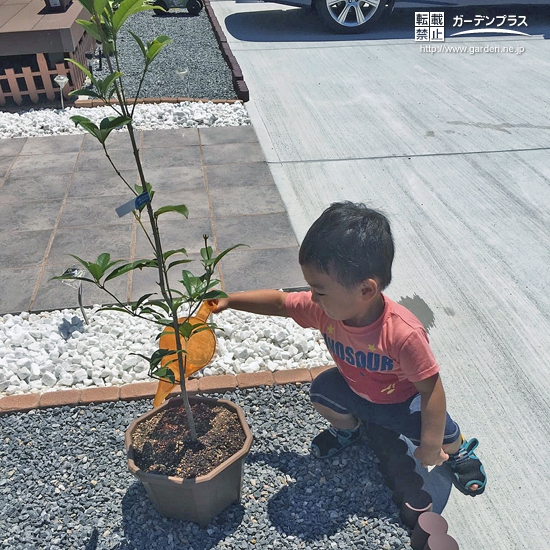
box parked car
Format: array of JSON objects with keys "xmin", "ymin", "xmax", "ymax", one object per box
[{"xmin": 272, "ymin": 0, "xmax": 549, "ymax": 35}]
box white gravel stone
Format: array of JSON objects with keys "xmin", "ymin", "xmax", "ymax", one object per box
[
  {"xmin": 58, "ymin": 374, "xmax": 74, "ymax": 387},
  {"xmin": 0, "ymin": 101, "xmax": 250, "ymax": 140},
  {"xmin": 0, "ymin": 303, "xmax": 334, "ymax": 397},
  {"xmin": 41, "ymin": 372, "xmax": 57, "ymax": 387},
  {"xmin": 73, "ymin": 369, "xmax": 88, "ymax": 383}
]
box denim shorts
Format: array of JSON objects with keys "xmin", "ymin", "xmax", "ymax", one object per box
[{"xmin": 310, "ymin": 367, "xmax": 460, "ymax": 445}]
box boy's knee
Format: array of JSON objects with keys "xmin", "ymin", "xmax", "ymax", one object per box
[{"xmin": 310, "ymin": 366, "xmax": 339, "ymax": 394}]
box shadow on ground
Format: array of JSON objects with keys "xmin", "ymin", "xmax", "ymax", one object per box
[
  {"xmin": 120, "ymin": 481, "xmax": 245, "ymax": 549},
  {"xmin": 224, "ymin": 5, "xmax": 550, "ymax": 42},
  {"xmin": 250, "ymin": 445, "xmax": 454, "ymax": 540},
  {"xmin": 248, "ymin": 448, "xmax": 402, "ymax": 541}
]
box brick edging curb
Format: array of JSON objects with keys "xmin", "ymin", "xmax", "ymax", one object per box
[
  {"xmin": 0, "ymin": 366, "xmax": 332, "ymax": 414},
  {"xmin": 203, "ymin": 0, "xmax": 250, "ymax": 102},
  {"xmin": 74, "ymin": 97, "xmax": 243, "ymax": 108}
]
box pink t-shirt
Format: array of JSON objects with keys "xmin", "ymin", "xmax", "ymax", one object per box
[{"xmin": 285, "ymin": 292, "xmax": 439, "ymax": 404}]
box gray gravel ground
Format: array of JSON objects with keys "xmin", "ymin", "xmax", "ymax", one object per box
[
  {"xmin": 90, "ymin": 10, "xmax": 235, "ymax": 100},
  {"xmin": 0, "ymin": 384, "xmax": 413, "ymax": 549}
]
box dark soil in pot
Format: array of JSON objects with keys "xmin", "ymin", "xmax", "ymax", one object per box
[{"xmin": 131, "ymin": 401, "xmax": 246, "ymax": 479}]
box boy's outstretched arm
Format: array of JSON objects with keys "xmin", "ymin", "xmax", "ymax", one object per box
[
  {"xmin": 413, "ymin": 373, "xmax": 449, "ymax": 468},
  {"xmin": 213, "ymin": 290, "xmax": 289, "ymax": 318}
]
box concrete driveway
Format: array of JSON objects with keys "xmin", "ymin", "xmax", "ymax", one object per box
[{"xmin": 210, "ymin": 2, "xmax": 550, "ymax": 548}]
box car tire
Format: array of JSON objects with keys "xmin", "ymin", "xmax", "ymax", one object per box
[
  {"xmin": 186, "ymin": 0, "xmax": 202, "ymax": 15},
  {"xmin": 316, "ymin": 0, "xmax": 388, "ymax": 34},
  {"xmin": 153, "ymin": 0, "xmax": 168, "ymax": 15}
]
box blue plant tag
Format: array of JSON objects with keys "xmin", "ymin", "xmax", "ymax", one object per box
[
  {"xmin": 135, "ymin": 192, "xmax": 150, "ymax": 209},
  {"xmin": 116, "ymin": 192, "xmax": 151, "ymax": 218}
]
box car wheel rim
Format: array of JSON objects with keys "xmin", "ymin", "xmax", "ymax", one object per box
[{"xmin": 325, "ymin": 0, "xmax": 380, "ymax": 27}]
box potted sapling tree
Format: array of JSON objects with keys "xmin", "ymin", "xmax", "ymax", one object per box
[{"xmin": 53, "ymin": 0, "xmax": 252, "ymax": 526}]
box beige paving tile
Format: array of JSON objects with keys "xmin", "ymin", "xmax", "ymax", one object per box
[
  {"xmin": 9, "ymin": 151, "xmax": 77, "ymax": 179},
  {"xmin": 19, "ymin": 134, "xmax": 84, "ymax": 155},
  {"xmin": 0, "ymin": 229, "xmax": 51, "ymax": 268},
  {"xmin": 0, "ymin": 199, "xmax": 62, "ymax": 231},
  {"xmin": 210, "ymin": 184, "xmax": 285, "ymax": 217},
  {"xmin": 215, "ymin": 212, "xmax": 298, "ymax": 251},
  {"xmin": 0, "ymin": 266, "xmax": 40, "ymax": 313}
]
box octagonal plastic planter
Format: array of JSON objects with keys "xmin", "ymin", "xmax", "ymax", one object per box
[{"xmin": 125, "ymin": 395, "xmax": 253, "ymax": 527}]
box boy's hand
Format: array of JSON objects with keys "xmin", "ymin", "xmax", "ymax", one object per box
[
  {"xmin": 211, "ymin": 297, "xmax": 230, "ymax": 313},
  {"xmin": 208, "ymin": 290, "xmax": 288, "ymax": 317},
  {"xmin": 414, "ymin": 445, "xmax": 449, "ymax": 468}
]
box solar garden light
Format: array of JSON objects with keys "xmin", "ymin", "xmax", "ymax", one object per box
[
  {"xmin": 176, "ymin": 68, "xmax": 191, "ymax": 98},
  {"xmin": 85, "ymin": 51, "xmax": 95, "ymax": 74},
  {"xmin": 54, "ymin": 74, "xmax": 69, "ymax": 109},
  {"xmin": 59, "ymin": 266, "xmax": 89, "ymax": 325}
]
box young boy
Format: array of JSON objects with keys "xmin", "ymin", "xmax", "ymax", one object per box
[{"xmin": 213, "ymin": 202, "xmax": 486, "ymax": 496}]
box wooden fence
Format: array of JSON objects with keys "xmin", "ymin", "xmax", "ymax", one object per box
[{"xmin": 0, "ymin": 31, "xmax": 96, "ymax": 107}]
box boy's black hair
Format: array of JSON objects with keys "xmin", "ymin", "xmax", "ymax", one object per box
[{"xmin": 299, "ymin": 202, "xmax": 394, "ymax": 290}]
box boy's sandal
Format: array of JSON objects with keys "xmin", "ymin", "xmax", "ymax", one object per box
[
  {"xmin": 311, "ymin": 421, "xmax": 362, "ymax": 459},
  {"xmin": 447, "ymin": 437, "xmax": 487, "ymax": 496}
]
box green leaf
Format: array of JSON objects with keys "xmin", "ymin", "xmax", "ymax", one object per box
[
  {"xmin": 104, "ymin": 259, "xmax": 157, "ymax": 283},
  {"xmin": 167, "ymin": 296, "xmax": 183, "ymax": 310},
  {"xmin": 112, "ymin": 0, "xmax": 155, "ymax": 32},
  {"xmin": 99, "ymin": 115, "xmax": 132, "ymax": 132},
  {"xmin": 70, "ymin": 115, "xmax": 100, "ymax": 140},
  {"xmin": 160, "ymin": 357, "xmax": 184, "ymax": 371},
  {"xmin": 79, "ymin": 0, "xmax": 94, "ymax": 14},
  {"xmin": 91, "ymin": 254, "xmax": 122, "ymax": 279},
  {"xmin": 149, "ymin": 366, "xmax": 176, "ymax": 384},
  {"xmin": 138, "ymin": 308, "xmax": 165, "ymax": 322},
  {"xmin": 178, "ymin": 322, "xmax": 193, "ymax": 340},
  {"xmin": 97, "ymin": 253, "xmax": 117, "ymax": 272},
  {"xmin": 200, "ymin": 245, "xmax": 214, "ymax": 262},
  {"xmin": 211, "ymin": 243, "xmax": 247, "ymax": 267},
  {"xmin": 180, "ymin": 270, "xmax": 201, "ymax": 297},
  {"xmin": 150, "ymin": 348, "xmax": 173, "ymax": 367},
  {"xmin": 154, "ymin": 205, "xmax": 189, "ymax": 219},
  {"xmin": 154, "ymin": 318, "xmax": 174, "ymax": 329},
  {"xmin": 145, "ymin": 35, "xmax": 172, "ymax": 66},
  {"xmin": 202, "ymin": 290, "xmax": 228, "ymax": 300},
  {"xmin": 70, "ymin": 115, "xmax": 131, "ymax": 144},
  {"xmin": 167, "ymin": 288, "xmax": 184, "ymax": 298},
  {"xmin": 66, "ymin": 58, "xmax": 95, "ymax": 85},
  {"xmin": 205, "ymin": 278, "xmax": 221, "ymax": 290},
  {"xmin": 166, "ymin": 259, "xmax": 192, "ymax": 271},
  {"xmin": 163, "ymin": 247, "xmax": 187, "ymax": 260},
  {"xmin": 132, "ymin": 293, "xmax": 156, "ymax": 311},
  {"xmin": 97, "ymin": 71, "xmax": 123, "ymax": 98},
  {"xmin": 75, "ymin": 19, "xmax": 103, "ymax": 42},
  {"xmin": 147, "ymin": 300, "xmax": 171, "ymax": 314},
  {"xmin": 99, "ymin": 305, "xmax": 133, "ymax": 315},
  {"xmin": 135, "ymin": 181, "xmax": 153, "ymax": 196},
  {"xmin": 93, "ymin": 0, "xmax": 108, "ymax": 13},
  {"xmin": 66, "ymin": 253, "xmax": 94, "ymax": 274},
  {"xmin": 158, "ymin": 327, "xmax": 176, "ymax": 338},
  {"xmin": 50, "ymin": 275, "xmax": 97, "ymax": 285},
  {"xmin": 190, "ymin": 325, "xmax": 213, "ymax": 336},
  {"xmin": 128, "ymin": 30, "xmax": 147, "ymax": 59},
  {"xmin": 87, "ymin": 263, "xmax": 102, "ymax": 281}
]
